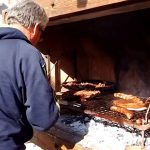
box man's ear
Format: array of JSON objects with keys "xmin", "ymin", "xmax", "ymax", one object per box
[{"xmin": 33, "ymin": 23, "xmax": 40, "ymax": 35}]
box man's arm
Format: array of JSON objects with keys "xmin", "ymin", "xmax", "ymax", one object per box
[{"xmin": 20, "ymin": 46, "xmax": 59, "ymax": 131}]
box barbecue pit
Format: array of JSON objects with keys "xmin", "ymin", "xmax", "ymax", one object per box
[{"xmin": 33, "ymin": 5, "xmax": 150, "ymax": 150}]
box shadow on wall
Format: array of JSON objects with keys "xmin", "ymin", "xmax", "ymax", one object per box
[{"xmin": 77, "ymin": 0, "xmax": 88, "ymax": 8}]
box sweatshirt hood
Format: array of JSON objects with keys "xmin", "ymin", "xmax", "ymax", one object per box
[{"xmin": 0, "ymin": 27, "xmax": 31, "ymax": 44}]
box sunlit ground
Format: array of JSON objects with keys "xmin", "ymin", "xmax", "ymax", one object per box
[{"xmin": 25, "ymin": 142, "xmax": 43, "ymax": 150}]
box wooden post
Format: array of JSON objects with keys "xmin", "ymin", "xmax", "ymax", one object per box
[
  {"xmin": 55, "ymin": 60, "xmax": 61, "ymax": 92},
  {"xmin": 46, "ymin": 55, "xmax": 51, "ymax": 84}
]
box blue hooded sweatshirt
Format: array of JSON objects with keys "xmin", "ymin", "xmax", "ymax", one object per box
[{"xmin": 0, "ymin": 27, "xmax": 59, "ymax": 150}]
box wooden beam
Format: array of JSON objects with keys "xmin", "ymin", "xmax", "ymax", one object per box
[
  {"xmin": 35, "ymin": 0, "xmax": 150, "ymax": 26},
  {"xmin": 32, "ymin": 130, "xmax": 86, "ymax": 150},
  {"xmin": 48, "ymin": 1, "xmax": 150, "ymax": 26},
  {"xmin": 35, "ymin": 0, "xmax": 128, "ymax": 17}
]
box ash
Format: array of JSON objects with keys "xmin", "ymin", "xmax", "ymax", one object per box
[{"xmin": 59, "ymin": 114, "xmax": 150, "ymax": 150}]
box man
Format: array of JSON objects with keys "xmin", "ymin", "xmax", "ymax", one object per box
[{"xmin": 0, "ymin": 0, "xmax": 59, "ymax": 149}]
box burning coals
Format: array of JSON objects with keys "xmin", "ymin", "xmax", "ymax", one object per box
[{"xmin": 59, "ymin": 114, "xmax": 150, "ymax": 150}]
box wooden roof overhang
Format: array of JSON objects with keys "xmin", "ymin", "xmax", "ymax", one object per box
[{"xmin": 35, "ymin": 0, "xmax": 150, "ymax": 26}]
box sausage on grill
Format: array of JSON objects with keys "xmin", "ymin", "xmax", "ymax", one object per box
[{"xmin": 110, "ymin": 105, "xmax": 134, "ymax": 119}]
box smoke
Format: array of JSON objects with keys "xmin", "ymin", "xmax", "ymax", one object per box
[{"xmin": 118, "ymin": 55, "xmax": 150, "ymax": 97}]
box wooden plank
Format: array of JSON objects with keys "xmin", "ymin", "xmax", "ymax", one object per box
[
  {"xmin": 31, "ymin": 130, "xmax": 87, "ymax": 150},
  {"xmin": 77, "ymin": 37, "xmax": 116, "ymax": 82},
  {"xmin": 35, "ymin": 0, "xmax": 150, "ymax": 26},
  {"xmin": 35, "ymin": 0, "xmax": 127, "ymax": 17},
  {"xmin": 48, "ymin": 1, "xmax": 150, "ymax": 26},
  {"xmin": 31, "ymin": 131, "xmax": 56, "ymax": 150}
]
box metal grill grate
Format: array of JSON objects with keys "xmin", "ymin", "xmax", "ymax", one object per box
[{"xmin": 60, "ymin": 94, "xmax": 150, "ymax": 136}]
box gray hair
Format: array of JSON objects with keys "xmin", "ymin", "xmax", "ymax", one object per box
[{"xmin": 4, "ymin": 0, "xmax": 49, "ymax": 31}]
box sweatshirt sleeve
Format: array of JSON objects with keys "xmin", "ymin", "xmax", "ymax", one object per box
[{"xmin": 20, "ymin": 45, "xmax": 59, "ymax": 131}]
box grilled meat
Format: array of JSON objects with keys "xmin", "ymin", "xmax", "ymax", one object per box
[
  {"xmin": 110, "ymin": 105, "xmax": 134, "ymax": 119},
  {"xmin": 114, "ymin": 93, "xmax": 141, "ymax": 102},
  {"xmin": 113, "ymin": 93, "xmax": 146, "ymax": 110},
  {"xmin": 62, "ymin": 90, "xmax": 101, "ymax": 101},
  {"xmin": 74, "ymin": 90, "xmax": 101, "ymax": 100},
  {"xmin": 113, "ymin": 99, "xmax": 146, "ymax": 109},
  {"xmin": 63, "ymin": 81, "xmax": 96, "ymax": 90}
]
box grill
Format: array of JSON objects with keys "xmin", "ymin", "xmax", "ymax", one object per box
[
  {"xmin": 58, "ymin": 87, "xmax": 150, "ymax": 137},
  {"xmin": 56, "ymin": 93, "xmax": 150, "ymax": 149}
]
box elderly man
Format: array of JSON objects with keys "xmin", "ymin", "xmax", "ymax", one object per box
[{"xmin": 0, "ymin": 0, "xmax": 59, "ymax": 149}]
